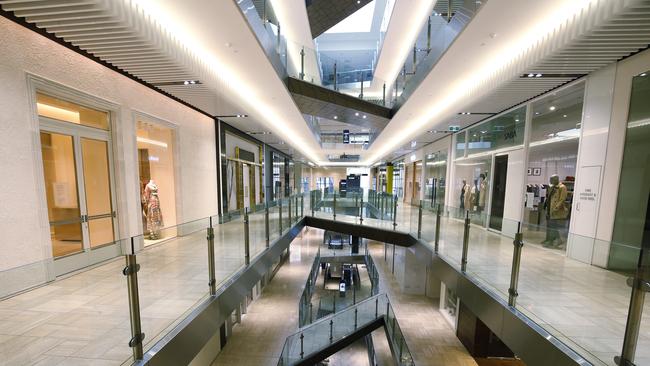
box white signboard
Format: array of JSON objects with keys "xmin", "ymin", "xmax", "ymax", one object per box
[{"xmin": 572, "ymin": 165, "xmax": 602, "ymax": 237}]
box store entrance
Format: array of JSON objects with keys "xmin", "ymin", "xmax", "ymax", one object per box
[
  {"xmin": 489, "ymin": 155, "xmax": 508, "ymax": 231},
  {"xmin": 39, "ymin": 119, "xmax": 118, "ymax": 275}
]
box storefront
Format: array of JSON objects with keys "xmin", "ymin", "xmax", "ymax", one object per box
[
  {"xmin": 219, "ymin": 123, "xmax": 264, "ymax": 215},
  {"xmin": 451, "ymin": 106, "xmax": 526, "ymax": 231},
  {"xmin": 136, "ymin": 118, "xmax": 178, "ymax": 246}
]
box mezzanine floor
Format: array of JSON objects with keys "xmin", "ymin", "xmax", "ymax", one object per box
[{"xmin": 313, "ymin": 203, "xmax": 648, "ymax": 366}]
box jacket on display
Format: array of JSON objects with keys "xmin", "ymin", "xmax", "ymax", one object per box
[{"xmin": 546, "ymin": 182, "xmax": 568, "ymax": 220}]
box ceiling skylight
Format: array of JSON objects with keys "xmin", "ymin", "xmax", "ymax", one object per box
[{"xmin": 326, "ymin": 1, "xmax": 376, "ymax": 34}]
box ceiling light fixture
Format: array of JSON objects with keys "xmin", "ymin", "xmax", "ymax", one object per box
[
  {"xmin": 333, "ymin": 115, "xmax": 338, "ymax": 119},
  {"xmin": 563, "ymin": 114, "xmax": 567, "ymax": 118},
  {"xmin": 364, "ymin": 0, "xmax": 600, "ymax": 166},
  {"xmin": 549, "ymin": 106, "xmax": 556, "ymax": 111},
  {"xmin": 527, "ymin": 73, "xmax": 534, "ymax": 77},
  {"xmin": 355, "ymin": 112, "xmax": 359, "ymax": 116},
  {"xmin": 535, "ymin": 73, "xmax": 542, "ymax": 77},
  {"xmin": 362, "ymin": 115, "xmax": 367, "ymax": 119}
]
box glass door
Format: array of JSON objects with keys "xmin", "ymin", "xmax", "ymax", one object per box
[{"xmin": 40, "ymin": 124, "xmax": 117, "ymax": 274}]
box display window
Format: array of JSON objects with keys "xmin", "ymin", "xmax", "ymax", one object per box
[
  {"xmin": 452, "ymin": 156, "xmax": 491, "ymax": 225},
  {"xmin": 272, "ymin": 152, "xmax": 286, "ymax": 199},
  {"xmin": 392, "ymin": 161, "xmax": 404, "ymax": 197},
  {"xmin": 223, "ymin": 133, "xmax": 263, "ymax": 214},
  {"xmin": 610, "ymin": 71, "xmax": 650, "ymax": 270},
  {"xmin": 424, "ymin": 151, "xmax": 447, "ymax": 209},
  {"xmin": 522, "ymin": 83, "xmax": 584, "ymax": 252},
  {"xmin": 136, "ymin": 120, "xmax": 177, "ymax": 246}
]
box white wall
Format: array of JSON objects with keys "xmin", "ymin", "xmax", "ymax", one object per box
[
  {"xmin": 501, "ymin": 148, "xmax": 525, "ymax": 238},
  {"xmin": 0, "ymin": 18, "xmax": 217, "ymax": 293}
]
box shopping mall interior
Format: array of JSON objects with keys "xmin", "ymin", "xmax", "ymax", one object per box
[{"xmin": 1, "ymin": 0, "xmax": 650, "ymax": 365}]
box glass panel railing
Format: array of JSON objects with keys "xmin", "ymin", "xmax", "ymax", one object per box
[{"xmin": 280, "ymin": 293, "xmax": 413, "ymax": 366}]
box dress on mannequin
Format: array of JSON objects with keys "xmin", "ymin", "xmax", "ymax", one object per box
[{"xmin": 143, "ymin": 180, "xmax": 164, "ymax": 239}]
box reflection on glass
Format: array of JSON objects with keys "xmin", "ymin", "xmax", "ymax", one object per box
[
  {"xmin": 81, "ymin": 138, "xmax": 114, "ymax": 247},
  {"xmin": 37, "ymin": 93, "xmax": 109, "ymax": 130},
  {"xmin": 610, "ymin": 71, "xmax": 650, "ymax": 271},
  {"xmin": 467, "ymin": 107, "xmax": 525, "ymax": 155},
  {"xmin": 137, "ymin": 121, "xmax": 177, "ymax": 245},
  {"xmin": 523, "ymin": 83, "xmax": 583, "ymax": 252},
  {"xmin": 40, "ymin": 132, "xmax": 83, "ymax": 257},
  {"xmin": 424, "ymin": 150, "xmax": 447, "ymax": 208},
  {"xmin": 453, "ymin": 156, "xmax": 491, "ymax": 225}
]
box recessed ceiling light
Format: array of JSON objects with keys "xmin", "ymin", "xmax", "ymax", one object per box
[
  {"xmin": 549, "ymin": 106, "xmax": 556, "ymax": 111},
  {"xmin": 333, "ymin": 116, "xmax": 338, "ymax": 119},
  {"xmin": 535, "ymin": 112, "xmax": 540, "ymax": 115},
  {"xmin": 355, "ymin": 112, "xmax": 359, "ymax": 116},
  {"xmin": 641, "ymin": 73, "xmax": 647, "ymax": 77},
  {"xmin": 563, "ymin": 115, "xmax": 567, "ymax": 118},
  {"xmin": 515, "ymin": 119, "xmax": 520, "ymax": 122},
  {"xmin": 527, "ymin": 73, "xmax": 534, "ymax": 77},
  {"xmin": 362, "ymin": 115, "xmax": 367, "ymax": 119},
  {"xmin": 184, "ymin": 80, "xmax": 189, "ymax": 85},
  {"xmin": 535, "ymin": 73, "xmax": 542, "ymax": 77}
]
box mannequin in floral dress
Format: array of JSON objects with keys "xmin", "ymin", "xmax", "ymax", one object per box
[{"xmin": 143, "ymin": 180, "xmax": 163, "ymax": 239}]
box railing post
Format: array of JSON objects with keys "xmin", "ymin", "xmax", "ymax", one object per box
[
  {"xmin": 300, "ymin": 332, "xmax": 304, "ymax": 359},
  {"xmin": 295, "ymin": 195, "xmax": 299, "ymax": 220},
  {"xmin": 299, "ymin": 47, "xmax": 305, "ymax": 80},
  {"xmin": 434, "ymin": 204, "xmax": 441, "ymax": 253},
  {"xmin": 508, "ymin": 223, "xmax": 524, "ymax": 307},
  {"xmin": 360, "ymin": 195, "xmax": 364, "ymax": 224},
  {"xmin": 333, "ymin": 192, "xmax": 337, "ymax": 220},
  {"xmin": 382, "ymin": 82, "xmax": 386, "ymax": 106},
  {"xmin": 124, "ymin": 238, "xmax": 144, "ymax": 360},
  {"xmin": 333, "ymin": 294, "xmax": 336, "ymax": 313},
  {"xmin": 244, "ymin": 208, "xmax": 250, "ymax": 265},
  {"xmin": 207, "ymin": 217, "xmax": 217, "ymax": 295},
  {"xmin": 380, "ymin": 193, "xmax": 384, "ymax": 219},
  {"xmin": 354, "ymin": 308, "xmax": 358, "ymax": 329},
  {"xmin": 375, "ymin": 297, "xmax": 379, "ymax": 318},
  {"xmin": 265, "ymin": 205, "xmax": 270, "ymax": 248},
  {"xmin": 333, "ymin": 62, "xmax": 338, "ymax": 91},
  {"xmin": 279, "ymin": 200, "xmax": 283, "ymax": 233},
  {"xmin": 353, "ymin": 282, "xmax": 356, "ymax": 304},
  {"xmin": 392, "ymin": 194, "xmax": 398, "ymax": 230},
  {"xmin": 417, "ymin": 200, "xmax": 423, "ymax": 239},
  {"xmin": 301, "ymin": 194, "xmax": 304, "ymax": 217},
  {"xmin": 615, "ymin": 246, "xmax": 650, "ymax": 366},
  {"xmin": 461, "ymin": 210, "xmax": 470, "ymax": 272},
  {"xmin": 392, "ymin": 244, "xmax": 396, "ymax": 274},
  {"xmin": 288, "ymin": 196, "xmax": 292, "ymax": 224},
  {"xmin": 329, "ymin": 319, "xmax": 334, "ymax": 342},
  {"xmin": 310, "ymin": 302, "xmax": 313, "ymax": 323}
]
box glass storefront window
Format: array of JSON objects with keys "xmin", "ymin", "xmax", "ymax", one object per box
[
  {"xmin": 452, "ymin": 155, "xmax": 491, "ymax": 225},
  {"xmin": 424, "ymin": 150, "xmax": 447, "ymax": 209},
  {"xmin": 37, "ymin": 93, "xmax": 109, "ymax": 130},
  {"xmin": 610, "ymin": 71, "xmax": 650, "ymax": 270},
  {"xmin": 137, "ymin": 120, "xmax": 177, "ymax": 245},
  {"xmin": 455, "ymin": 131, "xmax": 466, "ymax": 158},
  {"xmin": 522, "ymin": 83, "xmax": 584, "ymax": 252},
  {"xmin": 466, "ymin": 107, "xmax": 525, "ymax": 155}
]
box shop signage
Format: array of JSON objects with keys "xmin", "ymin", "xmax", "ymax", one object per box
[{"xmin": 572, "ymin": 165, "xmax": 602, "ymax": 238}]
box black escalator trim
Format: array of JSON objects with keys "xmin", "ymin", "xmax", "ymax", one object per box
[
  {"xmin": 294, "ymin": 316, "xmax": 386, "ymax": 366},
  {"xmin": 304, "ymin": 216, "xmax": 417, "ymax": 247}
]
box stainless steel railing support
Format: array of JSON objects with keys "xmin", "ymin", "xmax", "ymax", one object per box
[
  {"xmin": 417, "ymin": 200, "xmax": 423, "ymax": 239},
  {"xmin": 207, "ymin": 217, "xmax": 217, "ymax": 295},
  {"xmin": 508, "ymin": 223, "xmax": 524, "ymax": 307},
  {"xmin": 265, "ymin": 205, "xmax": 270, "ymax": 248},
  {"xmin": 615, "ymin": 246, "xmax": 650, "ymax": 366},
  {"xmin": 124, "ymin": 238, "xmax": 144, "ymax": 360},
  {"xmin": 333, "ymin": 193, "xmax": 337, "ymax": 220},
  {"xmin": 244, "ymin": 208, "xmax": 250, "ymax": 265},
  {"xmin": 461, "ymin": 210, "xmax": 470, "ymax": 272},
  {"xmin": 434, "ymin": 204, "xmax": 441, "ymax": 253}
]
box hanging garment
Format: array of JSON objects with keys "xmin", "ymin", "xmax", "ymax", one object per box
[{"xmin": 144, "ymin": 181, "xmax": 164, "ymax": 238}]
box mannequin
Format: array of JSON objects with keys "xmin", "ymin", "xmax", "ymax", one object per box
[
  {"xmin": 460, "ymin": 179, "xmax": 471, "ymax": 212},
  {"xmin": 143, "ymin": 179, "xmax": 164, "ymax": 240},
  {"xmin": 477, "ymin": 173, "xmax": 487, "ymax": 213},
  {"xmin": 542, "ymin": 174, "xmax": 568, "ymax": 248}
]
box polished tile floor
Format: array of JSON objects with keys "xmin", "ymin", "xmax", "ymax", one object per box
[
  {"xmin": 0, "ymin": 210, "xmax": 288, "ymax": 366},
  {"xmin": 315, "ymin": 203, "xmax": 647, "ymax": 366}
]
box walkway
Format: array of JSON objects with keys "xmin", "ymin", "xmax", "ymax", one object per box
[
  {"xmin": 315, "ymin": 201, "xmax": 646, "ymax": 366},
  {"xmin": 0, "ymin": 208, "xmax": 290, "ymax": 366},
  {"xmin": 211, "ymin": 227, "xmax": 319, "ymax": 365}
]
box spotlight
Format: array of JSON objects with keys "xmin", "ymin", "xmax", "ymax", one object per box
[
  {"xmin": 362, "ymin": 115, "xmax": 367, "ymax": 119},
  {"xmin": 563, "ymin": 115, "xmax": 567, "ymax": 118},
  {"xmin": 527, "ymin": 73, "xmax": 534, "ymax": 77},
  {"xmin": 184, "ymin": 80, "xmax": 190, "ymax": 85},
  {"xmin": 333, "ymin": 116, "xmax": 338, "ymax": 119},
  {"xmin": 549, "ymin": 106, "xmax": 556, "ymax": 111},
  {"xmin": 355, "ymin": 112, "xmax": 359, "ymax": 116},
  {"xmin": 535, "ymin": 73, "xmax": 542, "ymax": 77}
]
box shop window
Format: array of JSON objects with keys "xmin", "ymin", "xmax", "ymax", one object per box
[
  {"xmin": 455, "ymin": 131, "xmax": 466, "ymax": 158},
  {"xmin": 466, "ymin": 107, "xmax": 525, "ymax": 155},
  {"xmin": 522, "ymin": 83, "xmax": 584, "ymax": 252},
  {"xmin": 424, "ymin": 151, "xmax": 447, "ymax": 209},
  {"xmin": 37, "ymin": 93, "xmax": 109, "ymax": 130},
  {"xmin": 610, "ymin": 71, "xmax": 650, "ymax": 270},
  {"xmin": 452, "ymin": 155, "xmax": 491, "ymax": 225},
  {"xmin": 137, "ymin": 120, "xmax": 177, "ymax": 245}
]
